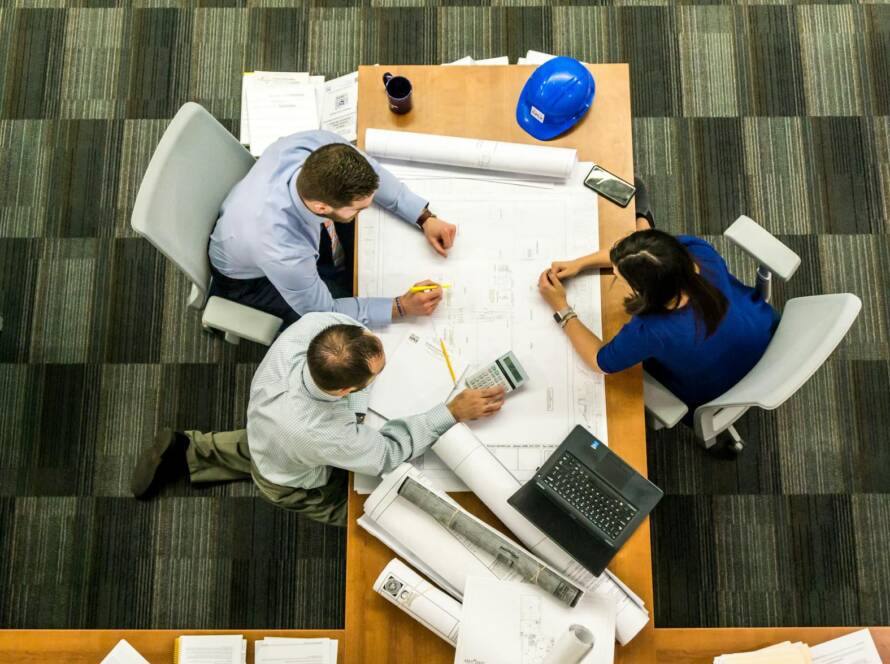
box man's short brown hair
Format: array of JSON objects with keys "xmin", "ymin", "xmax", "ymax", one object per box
[
  {"xmin": 307, "ymin": 324, "xmax": 384, "ymax": 391},
  {"xmin": 296, "ymin": 143, "xmax": 380, "ymax": 208}
]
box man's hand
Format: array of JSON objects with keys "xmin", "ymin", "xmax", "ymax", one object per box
[
  {"xmin": 550, "ymin": 259, "xmax": 584, "ymax": 280},
  {"xmin": 422, "ymin": 217, "xmax": 457, "ymax": 258},
  {"xmin": 538, "ymin": 269, "xmax": 569, "ymax": 312},
  {"xmin": 447, "ymin": 387, "xmax": 505, "ymax": 422},
  {"xmin": 398, "ymin": 280, "xmax": 444, "ymax": 317}
]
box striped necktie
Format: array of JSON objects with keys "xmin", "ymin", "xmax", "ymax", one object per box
[{"xmin": 321, "ymin": 220, "xmax": 345, "ymax": 268}]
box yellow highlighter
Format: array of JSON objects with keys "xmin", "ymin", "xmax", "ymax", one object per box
[{"xmin": 409, "ymin": 283, "xmax": 452, "ymax": 293}]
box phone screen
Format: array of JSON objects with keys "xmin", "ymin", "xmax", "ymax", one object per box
[{"xmin": 584, "ymin": 165, "xmax": 636, "ymax": 207}]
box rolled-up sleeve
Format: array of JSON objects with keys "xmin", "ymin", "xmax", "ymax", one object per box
[
  {"xmin": 597, "ymin": 319, "xmax": 659, "ymax": 374},
  {"xmin": 308, "ymin": 403, "xmax": 456, "ymax": 477},
  {"xmin": 260, "ymin": 254, "xmax": 392, "ymax": 328}
]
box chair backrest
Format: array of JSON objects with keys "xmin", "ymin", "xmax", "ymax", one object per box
[
  {"xmin": 130, "ymin": 102, "xmax": 255, "ymax": 308},
  {"xmin": 699, "ymin": 294, "xmax": 861, "ymax": 413}
]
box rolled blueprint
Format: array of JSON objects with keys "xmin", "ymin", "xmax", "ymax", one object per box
[
  {"xmin": 432, "ymin": 424, "xmax": 650, "ymax": 645},
  {"xmin": 541, "ymin": 624, "xmax": 595, "ymax": 664},
  {"xmin": 398, "ymin": 476, "xmax": 583, "ymax": 607},
  {"xmin": 373, "ymin": 559, "xmax": 462, "ymax": 646},
  {"xmin": 364, "ymin": 128, "xmax": 578, "ymax": 180}
]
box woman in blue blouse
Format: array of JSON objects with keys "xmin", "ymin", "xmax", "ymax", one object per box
[{"xmin": 538, "ymin": 213, "xmax": 778, "ymax": 447}]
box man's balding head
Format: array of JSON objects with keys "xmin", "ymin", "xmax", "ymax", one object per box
[{"xmin": 307, "ymin": 324, "xmax": 385, "ymax": 393}]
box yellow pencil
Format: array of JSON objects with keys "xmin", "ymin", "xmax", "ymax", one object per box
[
  {"xmin": 439, "ymin": 339, "xmax": 457, "ymax": 384},
  {"xmin": 409, "ymin": 283, "xmax": 452, "ymax": 293}
]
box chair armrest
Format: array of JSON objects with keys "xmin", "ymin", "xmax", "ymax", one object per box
[
  {"xmin": 724, "ymin": 215, "xmax": 800, "ymax": 281},
  {"xmin": 202, "ymin": 296, "xmax": 283, "ymax": 346},
  {"xmin": 643, "ymin": 371, "xmax": 688, "ymax": 429}
]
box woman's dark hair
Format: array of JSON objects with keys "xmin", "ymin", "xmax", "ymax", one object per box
[
  {"xmin": 307, "ymin": 324, "xmax": 384, "ymax": 391},
  {"xmin": 609, "ymin": 229, "xmax": 728, "ymax": 337}
]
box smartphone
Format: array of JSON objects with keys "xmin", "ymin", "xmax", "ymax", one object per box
[{"xmin": 583, "ymin": 164, "xmax": 636, "ymax": 207}]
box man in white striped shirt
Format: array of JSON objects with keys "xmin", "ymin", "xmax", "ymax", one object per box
[{"xmin": 131, "ymin": 312, "xmax": 504, "ymax": 526}]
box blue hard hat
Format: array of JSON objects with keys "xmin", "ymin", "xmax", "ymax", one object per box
[{"xmin": 516, "ymin": 57, "xmax": 595, "ymax": 141}]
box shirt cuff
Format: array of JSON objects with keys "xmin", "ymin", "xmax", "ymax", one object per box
[
  {"xmin": 595, "ymin": 346, "xmax": 616, "ymax": 374},
  {"xmin": 401, "ymin": 191, "xmax": 429, "ymax": 227},
  {"xmin": 367, "ymin": 296, "xmax": 394, "ymax": 328},
  {"xmin": 426, "ymin": 402, "xmax": 457, "ymax": 436}
]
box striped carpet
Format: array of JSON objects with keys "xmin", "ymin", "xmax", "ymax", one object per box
[{"xmin": 0, "ymin": 1, "xmax": 887, "ymax": 630}]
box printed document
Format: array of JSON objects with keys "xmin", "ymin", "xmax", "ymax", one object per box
[
  {"xmin": 810, "ymin": 629, "xmax": 882, "ymax": 664},
  {"xmin": 357, "ymin": 148, "xmax": 607, "ymax": 491},
  {"xmin": 320, "ymin": 71, "xmax": 358, "ymax": 142},
  {"xmin": 455, "ymin": 577, "xmax": 615, "ymax": 664}
]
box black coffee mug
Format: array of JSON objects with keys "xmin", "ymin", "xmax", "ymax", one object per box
[{"xmin": 383, "ymin": 72, "xmax": 412, "ymax": 114}]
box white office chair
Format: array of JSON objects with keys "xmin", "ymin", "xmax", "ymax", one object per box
[
  {"xmin": 131, "ymin": 102, "xmax": 282, "ymax": 346},
  {"xmin": 643, "ymin": 215, "xmax": 862, "ymax": 452}
]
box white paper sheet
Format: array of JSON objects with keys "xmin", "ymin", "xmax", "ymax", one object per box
[
  {"xmin": 357, "ymin": 159, "xmax": 607, "ymax": 491},
  {"xmin": 241, "ymin": 71, "xmax": 311, "ymax": 146},
  {"xmin": 373, "ymin": 558, "xmax": 462, "ymax": 645},
  {"xmin": 364, "ymin": 129, "xmax": 578, "ymax": 180},
  {"xmin": 100, "ymin": 640, "xmax": 150, "ymax": 664},
  {"xmin": 524, "ymin": 50, "xmax": 558, "ymax": 65},
  {"xmin": 368, "ymin": 331, "xmax": 463, "ymax": 421},
  {"xmin": 177, "ymin": 635, "xmax": 245, "ymax": 664},
  {"xmin": 475, "ymin": 56, "xmax": 509, "ymax": 65},
  {"xmin": 247, "ymin": 74, "xmax": 320, "ymax": 157},
  {"xmin": 444, "ymin": 56, "xmax": 475, "ymax": 65},
  {"xmin": 320, "ymin": 71, "xmax": 358, "ymax": 142},
  {"xmin": 255, "ymin": 638, "xmax": 335, "ymax": 664},
  {"xmin": 454, "ymin": 577, "xmax": 615, "ymax": 664},
  {"xmin": 810, "ymin": 629, "xmax": 882, "ymax": 664}
]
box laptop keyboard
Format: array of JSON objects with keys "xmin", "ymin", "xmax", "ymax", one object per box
[{"xmin": 540, "ymin": 452, "xmax": 636, "ymax": 541}]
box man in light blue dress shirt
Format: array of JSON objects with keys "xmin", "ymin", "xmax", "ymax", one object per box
[{"xmin": 209, "ymin": 130, "xmax": 458, "ymax": 328}]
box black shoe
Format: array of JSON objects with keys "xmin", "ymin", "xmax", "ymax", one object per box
[
  {"xmin": 131, "ymin": 428, "xmax": 190, "ymax": 499},
  {"xmin": 707, "ymin": 435, "xmax": 745, "ymax": 460},
  {"xmin": 634, "ymin": 176, "xmax": 655, "ymax": 229}
]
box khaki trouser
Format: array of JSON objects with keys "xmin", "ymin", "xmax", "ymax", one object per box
[{"xmin": 184, "ymin": 429, "xmax": 348, "ymax": 527}]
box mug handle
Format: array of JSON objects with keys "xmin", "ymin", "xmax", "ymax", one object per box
[{"xmin": 383, "ymin": 72, "xmax": 392, "ymax": 86}]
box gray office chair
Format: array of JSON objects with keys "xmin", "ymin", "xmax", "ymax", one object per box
[
  {"xmin": 643, "ymin": 215, "xmax": 862, "ymax": 452},
  {"xmin": 131, "ymin": 102, "xmax": 282, "ymax": 345}
]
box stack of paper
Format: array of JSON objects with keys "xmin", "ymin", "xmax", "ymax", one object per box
[
  {"xmin": 241, "ymin": 71, "xmax": 358, "ymax": 156},
  {"xmin": 175, "ymin": 635, "xmax": 246, "ymax": 664},
  {"xmin": 443, "ymin": 55, "xmax": 509, "ymax": 66},
  {"xmin": 517, "ymin": 49, "xmax": 559, "ymax": 65},
  {"xmin": 100, "ymin": 640, "xmax": 149, "ymax": 664},
  {"xmin": 715, "ymin": 641, "xmax": 811, "ymax": 664},
  {"xmin": 715, "ymin": 628, "xmax": 882, "ymax": 664},
  {"xmin": 255, "ymin": 637, "xmax": 338, "ymax": 664}
]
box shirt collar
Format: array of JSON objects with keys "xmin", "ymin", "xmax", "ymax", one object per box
[
  {"xmin": 300, "ymin": 363, "xmax": 342, "ymax": 402},
  {"xmin": 288, "ymin": 168, "xmax": 324, "ymax": 226}
]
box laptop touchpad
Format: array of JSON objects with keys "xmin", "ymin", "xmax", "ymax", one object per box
[{"xmin": 598, "ymin": 454, "xmax": 634, "ymax": 490}]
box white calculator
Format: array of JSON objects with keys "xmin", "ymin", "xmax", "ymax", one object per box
[{"xmin": 465, "ymin": 351, "xmax": 529, "ymax": 393}]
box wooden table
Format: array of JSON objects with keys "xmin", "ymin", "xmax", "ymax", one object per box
[
  {"xmin": 344, "ymin": 63, "xmax": 648, "ymax": 664},
  {"xmin": 1, "ymin": 64, "xmax": 888, "ymax": 664}
]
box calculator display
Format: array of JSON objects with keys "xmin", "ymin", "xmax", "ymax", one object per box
[{"xmin": 500, "ymin": 356, "xmax": 523, "ymax": 383}]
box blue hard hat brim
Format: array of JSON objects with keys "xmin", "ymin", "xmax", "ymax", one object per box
[{"xmin": 515, "ymin": 102, "xmax": 589, "ymax": 141}]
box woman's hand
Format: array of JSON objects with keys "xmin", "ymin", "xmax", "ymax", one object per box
[
  {"xmin": 538, "ymin": 270, "xmax": 568, "ymax": 312},
  {"xmin": 550, "ymin": 259, "xmax": 583, "ymax": 280}
]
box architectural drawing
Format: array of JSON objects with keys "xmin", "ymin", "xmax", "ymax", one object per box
[{"xmin": 358, "ymin": 162, "xmax": 608, "ymax": 490}]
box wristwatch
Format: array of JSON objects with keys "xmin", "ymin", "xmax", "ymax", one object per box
[
  {"xmin": 417, "ymin": 208, "xmax": 436, "ymax": 228},
  {"xmin": 553, "ymin": 306, "xmax": 577, "ymax": 328}
]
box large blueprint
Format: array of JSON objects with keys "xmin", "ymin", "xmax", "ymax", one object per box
[{"xmin": 357, "ymin": 160, "xmax": 608, "ymax": 491}]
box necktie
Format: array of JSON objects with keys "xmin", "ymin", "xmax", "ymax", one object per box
[{"xmin": 321, "ymin": 220, "xmax": 345, "ymax": 268}]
